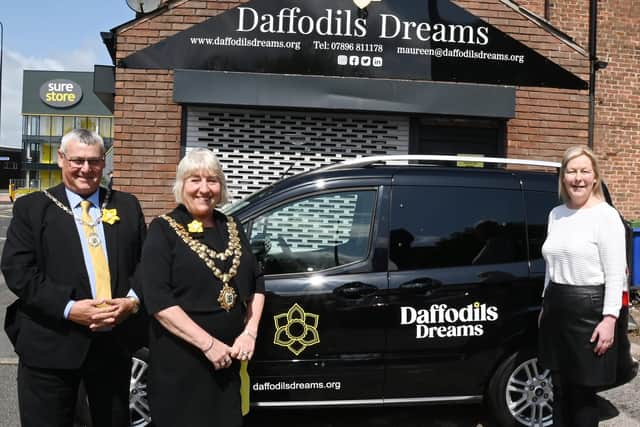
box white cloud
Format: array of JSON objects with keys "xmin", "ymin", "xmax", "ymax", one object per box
[{"xmin": 0, "ymin": 41, "xmax": 106, "ymax": 148}]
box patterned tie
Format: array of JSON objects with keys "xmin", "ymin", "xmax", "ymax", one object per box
[{"xmin": 80, "ymin": 200, "xmax": 112, "ymax": 301}]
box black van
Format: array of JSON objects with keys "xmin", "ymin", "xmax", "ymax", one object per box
[{"xmin": 126, "ymin": 155, "xmax": 635, "ymax": 427}]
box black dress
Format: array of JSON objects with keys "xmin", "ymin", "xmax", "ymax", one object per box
[{"xmin": 139, "ymin": 205, "xmax": 264, "ymax": 427}]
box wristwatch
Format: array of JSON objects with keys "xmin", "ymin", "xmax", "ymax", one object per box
[{"xmin": 127, "ymin": 296, "xmax": 140, "ymax": 314}]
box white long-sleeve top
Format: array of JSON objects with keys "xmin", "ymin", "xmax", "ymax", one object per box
[{"xmin": 541, "ymin": 202, "xmax": 626, "ymax": 318}]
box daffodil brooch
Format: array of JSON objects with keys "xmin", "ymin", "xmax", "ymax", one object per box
[
  {"xmin": 187, "ymin": 220, "xmax": 204, "ymax": 233},
  {"xmin": 101, "ymin": 208, "xmax": 120, "ymax": 225}
]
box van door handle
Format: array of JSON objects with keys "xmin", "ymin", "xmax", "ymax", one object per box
[
  {"xmin": 334, "ymin": 282, "xmax": 378, "ymax": 299},
  {"xmin": 399, "ymin": 278, "xmax": 442, "ymax": 293}
]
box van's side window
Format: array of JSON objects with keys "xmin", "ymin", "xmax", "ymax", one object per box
[
  {"xmin": 246, "ymin": 190, "xmax": 376, "ymax": 275},
  {"xmin": 389, "ymin": 186, "xmax": 527, "ymax": 270},
  {"xmin": 525, "ymin": 191, "xmax": 560, "ymax": 273}
]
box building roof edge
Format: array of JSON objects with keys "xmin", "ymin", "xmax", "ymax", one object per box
[{"xmin": 499, "ymin": 0, "xmax": 588, "ymax": 56}]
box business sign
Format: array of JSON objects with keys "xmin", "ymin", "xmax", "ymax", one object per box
[
  {"xmin": 122, "ymin": 0, "xmax": 587, "ymax": 89},
  {"xmin": 39, "ymin": 79, "xmax": 83, "ymax": 108}
]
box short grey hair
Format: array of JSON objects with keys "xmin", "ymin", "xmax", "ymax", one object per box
[
  {"xmin": 173, "ymin": 148, "xmax": 230, "ymax": 206},
  {"xmin": 60, "ymin": 129, "xmax": 105, "ymax": 155}
]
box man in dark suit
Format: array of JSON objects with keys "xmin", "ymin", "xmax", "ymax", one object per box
[{"xmin": 1, "ymin": 129, "xmax": 146, "ymax": 427}]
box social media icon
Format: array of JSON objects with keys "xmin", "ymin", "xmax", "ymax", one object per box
[
  {"xmin": 361, "ymin": 56, "xmax": 371, "ymax": 66},
  {"xmin": 373, "ymin": 57, "xmax": 383, "ymax": 67},
  {"xmin": 337, "ymin": 55, "xmax": 348, "ymax": 65},
  {"xmin": 349, "ymin": 55, "xmax": 359, "ymax": 66}
]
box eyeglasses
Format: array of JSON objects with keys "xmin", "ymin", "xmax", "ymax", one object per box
[{"xmin": 61, "ymin": 153, "xmax": 104, "ymax": 168}]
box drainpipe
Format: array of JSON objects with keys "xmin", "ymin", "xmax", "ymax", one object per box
[
  {"xmin": 544, "ymin": 0, "xmax": 550, "ymax": 20},
  {"xmin": 588, "ymin": 0, "xmax": 606, "ymax": 149}
]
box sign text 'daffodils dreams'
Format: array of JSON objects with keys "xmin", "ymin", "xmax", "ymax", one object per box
[{"xmin": 237, "ymin": 7, "xmax": 489, "ymax": 45}]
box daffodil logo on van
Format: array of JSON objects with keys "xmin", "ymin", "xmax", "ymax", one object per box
[
  {"xmin": 39, "ymin": 79, "xmax": 83, "ymax": 108},
  {"xmin": 273, "ymin": 303, "xmax": 320, "ymax": 355},
  {"xmin": 401, "ymin": 302, "xmax": 499, "ymax": 339}
]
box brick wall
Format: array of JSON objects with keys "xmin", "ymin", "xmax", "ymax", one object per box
[
  {"xmin": 588, "ymin": 0, "xmax": 640, "ymax": 219},
  {"xmin": 112, "ymin": 0, "xmax": 637, "ymax": 219},
  {"xmin": 488, "ymin": 0, "xmax": 640, "ymax": 219},
  {"xmin": 114, "ymin": 0, "xmax": 246, "ymax": 219},
  {"xmin": 515, "ymin": 0, "xmax": 545, "ymax": 18},
  {"xmin": 454, "ymin": 0, "xmax": 590, "ymax": 164}
]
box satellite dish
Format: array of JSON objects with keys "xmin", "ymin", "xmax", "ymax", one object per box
[{"xmin": 126, "ymin": 0, "xmax": 162, "ymax": 14}]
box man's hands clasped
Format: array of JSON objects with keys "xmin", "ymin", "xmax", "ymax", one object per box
[{"xmin": 68, "ymin": 297, "xmax": 139, "ymax": 330}]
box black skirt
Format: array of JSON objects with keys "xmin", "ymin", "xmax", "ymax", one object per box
[
  {"xmin": 538, "ymin": 282, "xmax": 618, "ymax": 387},
  {"xmin": 148, "ymin": 308, "xmax": 245, "ymax": 427}
]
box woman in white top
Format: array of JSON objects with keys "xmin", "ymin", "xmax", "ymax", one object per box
[{"xmin": 539, "ymin": 145, "xmax": 626, "ymax": 427}]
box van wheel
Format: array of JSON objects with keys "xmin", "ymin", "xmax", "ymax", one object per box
[
  {"xmin": 73, "ymin": 347, "xmax": 152, "ymax": 427},
  {"xmin": 487, "ymin": 349, "xmax": 554, "ymax": 427},
  {"xmin": 130, "ymin": 348, "xmax": 152, "ymax": 427}
]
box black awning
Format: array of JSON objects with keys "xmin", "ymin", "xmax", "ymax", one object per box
[{"xmin": 122, "ymin": 0, "xmax": 587, "ymax": 90}]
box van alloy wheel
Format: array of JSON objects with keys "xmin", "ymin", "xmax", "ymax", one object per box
[
  {"xmin": 130, "ymin": 353, "xmax": 151, "ymax": 427},
  {"xmin": 504, "ymin": 357, "xmax": 553, "ymax": 427}
]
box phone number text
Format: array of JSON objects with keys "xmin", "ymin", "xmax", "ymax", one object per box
[{"xmin": 313, "ymin": 41, "xmax": 383, "ymax": 53}]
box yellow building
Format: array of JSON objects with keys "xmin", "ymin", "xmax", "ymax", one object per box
[{"xmin": 21, "ymin": 69, "xmax": 114, "ymax": 190}]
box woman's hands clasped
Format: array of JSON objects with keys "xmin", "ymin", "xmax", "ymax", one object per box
[
  {"xmin": 202, "ymin": 337, "xmax": 234, "ymax": 370},
  {"xmin": 231, "ymin": 329, "xmax": 257, "ymax": 362},
  {"xmin": 590, "ymin": 315, "xmax": 617, "ymax": 356},
  {"xmin": 202, "ymin": 329, "xmax": 257, "ymax": 370}
]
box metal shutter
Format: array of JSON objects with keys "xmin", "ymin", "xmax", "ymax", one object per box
[{"xmin": 186, "ymin": 107, "xmax": 409, "ymax": 200}]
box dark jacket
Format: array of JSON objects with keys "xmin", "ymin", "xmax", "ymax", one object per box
[{"xmin": 1, "ymin": 183, "xmax": 146, "ymax": 369}]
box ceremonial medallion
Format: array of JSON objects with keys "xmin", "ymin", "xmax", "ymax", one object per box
[
  {"xmin": 161, "ymin": 214, "xmax": 243, "ymax": 312},
  {"xmin": 218, "ymin": 283, "xmax": 238, "ymax": 311},
  {"xmin": 87, "ymin": 232, "xmax": 101, "ymax": 248}
]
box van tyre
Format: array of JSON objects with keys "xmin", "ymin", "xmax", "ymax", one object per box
[{"xmin": 487, "ymin": 349, "xmax": 554, "ymax": 427}]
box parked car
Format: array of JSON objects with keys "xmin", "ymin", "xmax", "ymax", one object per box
[{"xmin": 121, "ymin": 155, "xmax": 636, "ymax": 427}]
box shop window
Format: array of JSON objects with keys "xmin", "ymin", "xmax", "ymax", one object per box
[
  {"xmin": 40, "ymin": 144, "xmax": 55, "ymax": 164},
  {"xmin": 86, "ymin": 117, "xmax": 97, "ymax": 133},
  {"xmin": 52, "ymin": 116, "xmax": 64, "ymax": 136},
  {"xmin": 78, "ymin": 117, "xmax": 97, "ymax": 132},
  {"xmin": 26, "ymin": 116, "xmax": 39, "ymax": 136},
  {"xmin": 63, "ymin": 116, "xmax": 75, "ymax": 134},
  {"xmin": 410, "ymin": 117, "xmax": 506, "ymax": 157},
  {"xmin": 39, "ymin": 116, "xmax": 51, "ymax": 136},
  {"xmin": 98, "ymin": 117, "xmax": 112, "ymax": 139},
  {"xmin": 28, "ymin": 143, "xmax": 40, "ymax": 162}
]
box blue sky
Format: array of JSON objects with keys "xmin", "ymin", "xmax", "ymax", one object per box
[{"xmin": 0, "ymin": 1, "xmax": 137, "ymax": 147}]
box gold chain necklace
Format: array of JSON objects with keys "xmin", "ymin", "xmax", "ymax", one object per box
[
  {"xmin": 161, "ymin": 214, "xmax": 242, "ymax": 311},
  {"xmin": 43, "ymin": 190, "xmax": 106, "ymax": 247}
]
